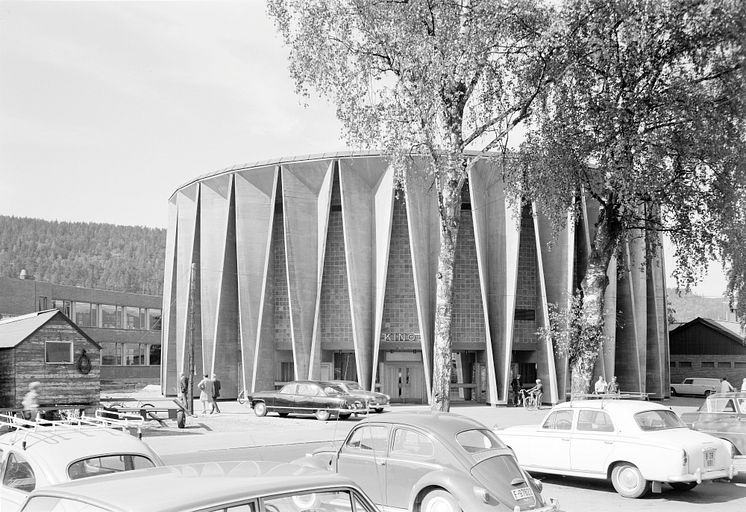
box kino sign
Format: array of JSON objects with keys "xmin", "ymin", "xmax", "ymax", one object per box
[{"xmin": 381, "ymin": 333, "xmax": 420, "ymax": 342}]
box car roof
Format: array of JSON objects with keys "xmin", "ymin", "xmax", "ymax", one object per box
[
  {"xmin": 358, "ymin": 411, "xmax": 487, "ymax": 436},
  {"xmin": 25, "ymin": 461, "xmax": 360, "ymax": 512},
  {"xmin": 554, "ymin": 399, "xmax": 670, "ymax": 413},
  {"xmin": 707, "ymin": 391, "xmax": 746, "ymax": 399}
]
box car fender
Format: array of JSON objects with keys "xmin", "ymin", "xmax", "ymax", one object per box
[
  {"xmin": 290, "ymin": 453, "xmax": 335, "ymax": 472},
  {"xmin": 605, "ymin": 443, "xmax": 683, "ymax": 480},
  {"xmin": 408, "ymin": 469, "xmax": 486, "ymax": 512}
]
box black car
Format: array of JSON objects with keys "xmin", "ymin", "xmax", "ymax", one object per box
[{"xmin": 248, "ymin": 380, "xmax": 366, "ymax": 421}]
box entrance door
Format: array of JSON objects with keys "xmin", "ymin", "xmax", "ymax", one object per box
[{"xmin": 383, "ymin": 363, "xmax": 426, "ymax": 403}]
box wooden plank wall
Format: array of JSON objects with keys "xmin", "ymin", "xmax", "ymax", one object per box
[{"xmin": 11, "ymin": 317, "xmax": 100, "ymax": 408}]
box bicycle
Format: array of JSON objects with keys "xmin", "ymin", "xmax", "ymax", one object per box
[
  {"xmin": 237, "ymin": 389, "xmax": 248, "ymax": 405},
  {"xmin": 523, "ymin": 393, "xmax": 541, "ymax": 411}
]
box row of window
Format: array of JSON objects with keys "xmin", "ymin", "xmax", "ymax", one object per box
[
  {"xmin": 43, "ymin": 341, "xmax": 160, "ymax": 366},
  {"xmin": 39, "ymin": 297, "xmax": 161, "ymax": 331},
  {"xmin": 670, "ymin": 360, "xmax": 746, "ymax": 368}
]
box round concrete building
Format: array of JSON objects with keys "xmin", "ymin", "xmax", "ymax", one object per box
[{"xmin": 161, "ymin": 152, "xmax": 670, "ymax": 404}]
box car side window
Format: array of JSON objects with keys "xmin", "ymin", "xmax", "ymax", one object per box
[
  {"xmin": 280, "ymin": 384, "xmax": 297, "ymax": 394},
  {"xmin": 577, "ymin": 410, "xmax": 614, "ymax": 432},
  {"xmin": 542, "ymin": 410, "xmax": 574, "ymax": 430},
  {"xmin": 2, "ymin": 452, "xmax": 36, "ymax": 493},
  {"xmin": 224, "ymin": 503, "xmax": 255, "ymax": 511},
  {"xmin": 263, "ymin": 490, "xmax": 356, "ymax": 511},
  {"xmin": 391, "ymin": 428, "xmax": 434, "ymax": 459},
  {"xmin": 683, "ymin": 379, "xmax": 693, "ymax": 384},
  {"xmin": 344, "ymin": 426, "xmax": 388, "ymax": 454}
]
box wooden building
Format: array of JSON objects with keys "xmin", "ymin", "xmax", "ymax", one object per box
[
  {"xmin": 669, "ymin": 317, "xmax": 746, "ymax": 384},
  {"xmin": 0, "ymin": 310, "xmax": 101, "ymax": 409}
]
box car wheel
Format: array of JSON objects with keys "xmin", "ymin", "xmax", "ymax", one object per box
[
  {"xmin": 254, "ymin": 402, "xmax": 267, "ymax": 417},
  {"xmin": 704, "ymin": 390, "xmax": 711, "ymax": 397},
  {"xmin": 669, "ymin": 482, "xmax": 698, "ymax": 491},
  {"xmin": 374, "ymin": 407, "xmax": 384, "ymax": 413},
  {"xmin": 315, "ymin": 410, "xmax": 331, "ymax": 421},
  {"xmin": 278, "ymin": 412, "xmax": 289, "ymax": 418},
  {"xmin": 670, "ymin": 388, "xmax": 677, "ymax": 397},
  {"xmin": 421, "ymin": 490, "xmax": 461, "ymax": 512},
  {"xmin": 611, "ymin": 462, "xmax": 651, "ymax": 498},
  {"xmin": 338, "ymin": 412, "xmax": 352, "ymax": 420}
]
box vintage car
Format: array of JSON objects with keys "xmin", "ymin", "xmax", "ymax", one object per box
[
  {"xmin": 18, "ymin": 461, "xmax": 379, "ymax": 512},
  {"xmin": 670, "ymin": 377, "xmax": 720, "ymax": 397},
  {"xmin": 330, "ymin": 380, "xmax": 390, "ymax": 413},
  {"xmin": 680, "ymin": 391, "xmax": 746, "ymax": 456},
  {"xmin": 495, "ymin": 400, "xmax": 736, "ymax": 498},
  {"xmin": 0, "ymin": 418, "xmax": 163, "ymax": 512},
  {"xmin": 297, "ymin": 411, "xmax": 559, "ymax": 512},
  {"xmin": 247, "ymin": 380, "xmax": 366, "ymax": 421}
]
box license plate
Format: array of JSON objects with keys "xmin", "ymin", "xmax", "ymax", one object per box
[
  {"xmin": 704, "ymin": 448, "xmax": 716, "ymax": 467},
  {"xmin": 511, "ymin": 487, "xmax": 534, "ymax": 500}
]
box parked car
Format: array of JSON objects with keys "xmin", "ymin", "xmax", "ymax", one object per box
[
  {"xmin": 670, "ymin": 377, "xmax": 720, "ymax": 397},
  {"xmin": 297, "ymin": 411, "xmax": 559, "ymax": 512},
  {"xmin": 495, "ymin": 400, "xmax": 735, "ymax": 498},
  {"xmin": 18, "ymin": 461, "xmax": 379, "ymax": 512},
  {"xmin": 0, "ymin": 419, "xmax": 163, "ymax": 512},
  {"xmin": 331, "ymin": 380, "xmax": 390, "ymax": 413},
  {"xmin": 247, "ymin": 380, "xmax": 366, "ymax": 421},
  {"xmin": 680, "ymin": 391, "xmax": 746, "ymax": 456}
]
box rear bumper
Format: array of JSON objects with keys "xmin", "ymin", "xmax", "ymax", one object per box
[{"xmin": 667, "ymin": 464, "xmax": 736, "ymax": 483}]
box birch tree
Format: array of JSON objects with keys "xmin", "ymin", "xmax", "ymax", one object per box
[
  {"xmin": 267, "ymin": 0, "xmax": 558, "ymax": 410},
  {"xmin": 519, "ymin": 0, "xmax": 746, "ymax": 396}
]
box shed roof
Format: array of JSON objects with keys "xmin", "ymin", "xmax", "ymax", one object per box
[
  {"xmin": 0, "ymin": 310, "xmax": 100, "ymax": 349},
  {"xmin": 669, "ymin": 316, "xmax": 745, "ymax": 346}
]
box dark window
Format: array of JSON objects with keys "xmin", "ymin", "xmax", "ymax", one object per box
[
  {"xmin": 148, "ymin": 345, "xmax": 161, "ymax": 366},
  {"xmin": 148, "ymin": 309, "xmax": 162, "ymax": 331},
  {"xmin": 680, "ymin": 361, "xmax": 692, "ymax": 368},
  {"xmin": 701, "ymin": 361, "xmax": 715, "ymax": 368},
  {"xmin": 514, "ymin": 309, "xmax": 535, "ymax": 321},
  {"xmin": 45, "ymin": 341, "xmax": 73, "ymax": 363}
]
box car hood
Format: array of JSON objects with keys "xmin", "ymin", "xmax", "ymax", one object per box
[
  {"xmin": 470, "ymin": 454, "xmax": 544, "ymax": 510},
  {"xmin": 345, "ymin": 390, "xmax": 386, "ymax": 400}
]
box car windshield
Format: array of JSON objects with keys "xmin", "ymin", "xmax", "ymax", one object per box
[
  {"xmin": 344, "ymin": 382, "xmax": 363, "ymax": 391},
  {"xmin": 634, "ymin": 410, "xmax": 687, "ymax": 431},
  {"xmin": 68, "ymin": 455, "xmax": 155, "ymax": 480},
  {"xmin": 323, "ymin": 385, "xmax": 346, "ymax": 395},
  {"xmin": 455, "ymin": 429, "xmax": 506, "ymax": 454}
]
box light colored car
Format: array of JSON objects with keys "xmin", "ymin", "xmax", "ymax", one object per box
[
  {"xmin": 680, "ymin": 391, "xmax": 746, "ymax": 457},
  {"xmin": 670, "ymin": 377, "xmax": 720, "ymax": 397},
  {"xmin": 0, "ymin": 423, "xmax": 163, "ymax": 512},
  {"xmin": 18, "ymin": 461, "xmax": 379, "ymax": 512},
  {"xmin": 495, "ymin": 400, "xmax": 736, "ymax": 498},
  {"xmin": 330, "ymin": 380, "xmax": 390, "ymax": 413},
  {"xmin": 299, "ymin": 411, "xmax": 559, "ymax": 512}
]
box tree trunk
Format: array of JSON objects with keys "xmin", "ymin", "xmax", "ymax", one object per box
[
  {"xmin": 430, "ymin": 166, "xmax": 463, "ymax": 412},
  {"xmin": 570, "ymin": 202, "xmax": 620, "ymax": 397}
]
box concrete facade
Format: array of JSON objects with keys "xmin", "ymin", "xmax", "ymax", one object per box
[{"xmin": 163, "ymin": 153, "xmax": 670, "ymax": 404}]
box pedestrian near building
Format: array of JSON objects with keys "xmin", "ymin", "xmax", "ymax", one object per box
[
  {"xmin": 594, "ymin": 376, "xmax": 607, "ymax": 395},
  {"xmin": 211, "ymin": 373, "xmax": 221, "ymax": 414},
  {"xmin": 22, "ymin": 381, "xmax": 41, "ymax": 420},
  {"xmin": 197, "ymin": 374, "xmax": 214, "ymax": 415},
  {"xmin": 178, "ymin": 372, "xmax": 189, "ymax": 403},
  {"xmin": 606, "ymin": 376, "xmax": 619, "ymax": 395},
  {"xmin": 510, "ymin": 374, "xmax": 522, "ymax": 406},
  {"xmin": 741, "ymin": 378, "xmax": 746, "ymax": 392},
  {"xmin": 720, "ymin": 377, "xmax": 735, "ymax": 393}
]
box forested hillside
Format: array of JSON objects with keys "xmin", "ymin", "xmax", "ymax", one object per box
[
  {"xmin": 0, "ymin": 215, "xmax": 165, "ymax": 295},
  {"xmin": 666, "ymin": 288, "xmax": 733, "ymax": 323}
]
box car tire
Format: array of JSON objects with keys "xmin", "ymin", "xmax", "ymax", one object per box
[
  {"xmin": 374, "ymin": 407, "xmax": 384, "ymax": 413},
  {"xmin": 315, "ymin": 410, "xmax": 331, "ymax": 421},
  {"xmin": 611, "ymin": 462, "xmax": 651, "ymax": 498},
  {"xmin": 278, "ymin": 412, "xmax": 289, "ymax": 418},
  {"xmin": 254, "ymin": 402, "xmax": 267, "ymax": 417},
  {"xmin": 669, "ymin": 482, "xmax": 698, "ymax": 491},
  {"xmin": 670, "ymin": 388, "xmax": 677, "ymax": 397},
  {"xmin": 421, "ymin": 490, "xmax": 461, "ymax": 512},
  {"xmin": 704, "ymin": 390, "xmax": 711, "ymax": 397},
  {"xmin": 338, "ymin": 412, "xmax": 352, "ymax": 420}
]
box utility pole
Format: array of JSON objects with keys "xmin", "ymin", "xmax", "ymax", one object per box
[{"xmin": 186, "ymin": 262, "xmax": 196, "ymax": 415}]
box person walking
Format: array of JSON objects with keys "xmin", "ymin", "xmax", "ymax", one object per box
[
  {"xmin": 197, "ymin": 374, "xmax": 214, "ymax": 415},
  {"xmin": 211, "ymin": 373, "xmax": 221, "ymax": 414},
  {"xmin": 22, "ymin": 381, "xmax": 41, "ymax": 420},
  {"xmin": 510, "ymin": 374, "xmax": 522, "ymax": 406},
  {"xmin": 720, "ymin": 377, "xmax": 735, "ymax": 393},
  {"xmin": 741, "ymin": 377, "xmax": 746, "ymax": 392}
]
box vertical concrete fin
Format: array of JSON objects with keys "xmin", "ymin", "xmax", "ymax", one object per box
[
  {"xmin": 161, "ymin": 196, "xmax": 178, "ymax": 395},
  {"xmin": 371, "ymin": 166, "xmax": 396, "ymax": 389},
  {"xmin": 532, "ymin": 202, "xmax": 559, "ymax": 404},
  {"xmin": 175, "ymin": 184, "xmax": 200, "ymax": 380},
  {"xmin": 403, "ymin": 162, "xmax": 439, "ymax": 402},
  {"xmin": 199, "ymin": 174, "xmax": 232, "ymax": 375},
  {"xmin": 339, "ymin": 157, "xmax": 388, "ymax": 390},
  {"xmin": 281, "ymin": 160, "xmax": 334, "ymax": 381},
  {"xmin": 646, "ymin": 234, "xmax": 668, "ymax": 398},
  {"xmin": 234, "ymin": 166, "xmax": 278, "ymax": 393},
  {"xmin": 629, "ymin": 234, "xmax": 648, "ymax": 392}
]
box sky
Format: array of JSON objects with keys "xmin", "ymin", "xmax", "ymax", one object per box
[{"xmin": 0, "ymin": 0, "xmax": 728, "ymax": 297}]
